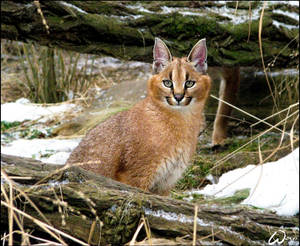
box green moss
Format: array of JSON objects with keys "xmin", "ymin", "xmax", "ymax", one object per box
[
  {"xmin": 128, "ymin": 14, "xmax": 163, "ymax": 27},
  {"xmin": 219, "ymin": 48, "xmax": 260, "ymax": 66},
  {"xmin": 81, "ymin": 13, "xmax": 152, "ymax": 45},
  {"xmin": 173, "ymin": 188, "xmax": 250, "ymax": 206},
  {"xmin": 221, "ymin": 14, "xmax": 274, "ymax": 42},
  {"xmin": 152, "ymin": 13, "xmax": 223, "ymax": 40},
  {"xmin": 46, "ymin": 16, "xmax": 81, "ymax": 31},
  {"xmin": 214, "ymin": 188, "xmax": 250, "ymax": 205},
  {"xmin": 101, "ymin": 207, "xmax": 140, "ymax": 244},
  {"xmin": 1, "ymin": 121, "xmax": 21, "ymax": 132},
  {"xmin": 175, "ymin": 154, "xmax": 214, "ymax": 190},
  {"xmin": 19, "ymin": 128, "xmax": 46, "ymax": 139}
]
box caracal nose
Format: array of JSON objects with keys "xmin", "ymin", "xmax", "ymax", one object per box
[{"xmin": 174, "ymin": 93, "xmax": 184, "ymax": 102}]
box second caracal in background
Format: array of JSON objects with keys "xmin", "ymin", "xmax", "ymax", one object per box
[{"xmin": 66, "ymin": 38, "xmax": 211, "ymax": 195}]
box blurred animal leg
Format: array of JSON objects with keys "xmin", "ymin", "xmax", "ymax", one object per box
[{"xmin": 212, "ymin": 66, "xmax": 240, "ymax": 146}]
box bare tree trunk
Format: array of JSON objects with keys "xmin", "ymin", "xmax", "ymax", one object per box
[{"xmin": 1, "ymin": 154, "xmax": 298, "ymax": 245}]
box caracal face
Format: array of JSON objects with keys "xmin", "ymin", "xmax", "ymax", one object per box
[
  {"xmin": 149, "ymin": 57, "xmax": 211, "ymax": 109},
  {"xmin": 148, "ymin": 38, "xmax": 211, "ymax": 111}
]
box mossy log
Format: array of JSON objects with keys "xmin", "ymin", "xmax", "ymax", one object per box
[
  {"xmin": 1, "ymin": 154, "xmax": 298, "ymax": 245},
  {"xmin": 1, "ymin": 1, "xmax": 298, "ymax": 67}
]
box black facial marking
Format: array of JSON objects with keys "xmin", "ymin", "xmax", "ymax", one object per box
[
  {"xmin": 169, "ymin": 70, "xmax": 173, "ymax": 80},
  {"xmin": 185, "ymin": 72, "xmax": 189, "ymax": 81}
]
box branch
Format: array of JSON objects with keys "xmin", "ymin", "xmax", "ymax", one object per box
[
  {"xmin": 1, "ymin": 154, "xmax": 298, "ymax": 245},
  {"xmin": 1, "ymin": 1, "xmax": 298, "ymax": 66}
]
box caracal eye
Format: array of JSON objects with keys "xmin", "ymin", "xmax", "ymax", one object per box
[
  {"xmin": 162, "ymin": 79, "xmax": 173, "ymax": 88},
  {"xmin": 185, "ymin": 80, "xmax": 195, "ymax": 88}
]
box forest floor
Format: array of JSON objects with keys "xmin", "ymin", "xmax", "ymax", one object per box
[{"xmin": 1, "ymin": 48, "xmax": 299, "ymax": 217}]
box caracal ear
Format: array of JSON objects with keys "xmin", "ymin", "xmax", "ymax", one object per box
[
  {"xmin": 153, "ymin": 37, "xmax": 172, "ymax": 74},
  {"xmin": 187, "ymin": 38, "xmax": 207, "ymax": 74}
]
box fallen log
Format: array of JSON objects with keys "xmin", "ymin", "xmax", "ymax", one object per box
[
  {"xmin": 1, "ymin": 1, "xmax": 298, "ymax": 67},
  {"xmin": 1, "ymin": 154, "xmax": 299, "ymax": 245}
]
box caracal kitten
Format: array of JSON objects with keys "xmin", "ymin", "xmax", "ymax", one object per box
[{"xmin": 66, "ymin": 38, "xmax": 211, "ymax": 195}]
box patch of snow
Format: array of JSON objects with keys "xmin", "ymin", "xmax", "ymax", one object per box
[
  {"xmin": 93, "ymin": 57, "xmax": 123, "ymax": 69},
  {"xmin": 59, "ymin": 1, "xmax": 87, "ymax": 14},
  {"xmin": 1, "ymin": 98, "xmax": 77, "ymax": 123},
  {"xmin": 143, "ymin": 207, "xmax": 211, "ymax": 227},
  {"xmin": 205, "ymin": 174, "xmax": 218, "ymax": 185},
  {"xmin": 132, "ymin": 15, "xmax": 143, "ymax": 19},
  {"xmin": 15, "ymin": 98, "xmax": 31, "ymax": 104},
  {"xmin": 1, "ymin": 138, "xmax": 81, "ymax": 165},
  {"xmin": 189, "ymin": 148, "xmax": 299, "ymax": 216},
  {"xmin": 268, "ymin": 1, "xmax": 299, "ymax": 7},
  {"xmin": 68, "ymin": 90, "xmax": 74, "ymax": 100},
  {"xmin": 94, "ymin": 56, "xmax": 148, "ymax": 70},
  {"xmin": 272, "ymin": 20, "xmax": 299, "ymax": 30},
  {"xmin": 75, "ymin": 56, "xmax": 150, "ymax": 74},
  {"xmin": 289, "ymin": 1, "xmax": 299, "ymax": 7},
  {"xmin": 46, "ymin": 152, "xmax": 74, "ymax": 165},
  {"xmin": 138, "ymin": 7, "xmax": 153, "ymax": 13},
  {"xmin": 110, "ymin": 204, "xmax": 117, "ymax": 212},
  {"xmin": 128, "ymin": 61, "xmax": 148, "ymax": 69},
  {"xmin": 255, "ymin": 68, "xmax": 299, "ymax": 77},
  {"xmin": 273, "ymin": 9, "xmax": 299, "ymax": 21},
  {"xmin": 208, "ymin": 5, "xmax": 261, "ymax": 24},
  {"xmin": 161, "ymin": 6, "xmax": 205, "ymax": 17},
  {"xmin": 48, "ymin": 180, "xmax": 70, "ymax": 187},
  {"xmin": 127, "ymin": 4, "xmax": 153, "ymax": 13},
  {"xmin": 76, "ymin": 57, "xmax": 96, "ymax": 73},
  {"xmin": 179, "ymin": 11, "xmax": 205, "ymax": 17},
  {"xmin": 288, "ymin": 241, "xmax": 300, "ymax": 246},
  {"xmin": 160, "ymin": 6, "xmax": 173, "ymax": 14},
  {"xmin": 119, "ymin": 14, "xmax": 144, "ymax": 20}
]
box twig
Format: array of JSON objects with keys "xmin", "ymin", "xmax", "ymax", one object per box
[
  {"xmin": 129, "ymin": 219, "xmax": 145, "ymax": 246},
  {"xmin": 34, "ymin": 0, "xmax": 50, "ymax": 34},
  {"xmin": 210, "ymin": 94, "xmax": 290, "ymax": 135},
  {"xmin": 258, "ymin": 1, "xmax": 278, "ymax": 111},
  {"xmin": 193, "ymin": 205, "xmax": 198, "ymax": 246}
]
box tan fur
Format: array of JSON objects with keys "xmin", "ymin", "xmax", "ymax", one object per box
[{"xmin": 66, "ymin": 46, "xmax": 211, "ymax": 195}]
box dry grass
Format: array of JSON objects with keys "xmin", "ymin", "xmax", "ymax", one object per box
[
  {"xmin": 1, "ymin": 40, "xmax": 28, "ymax": 103},
  {"xmin": 1, "ymin": 160, "xmax": 103, "ymax": 245},
  {"xmin": 1, "ymin": 40, "xmax": 98, "ymax": 104},
  {"xmin": 19, "ymin": 42, "xmax": 97, "ymax": 103},
  {"xmin": 0, "ymin": 73, "xmax": 28, "ymax": 104},
  {"xmin": 208, "ymin": 100, "xmax": 298, "ymax": 173}
]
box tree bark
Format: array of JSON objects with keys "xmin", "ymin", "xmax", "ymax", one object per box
[
  {"xmin": 1, "ymin": 1, "xmax": 298, "ymax": 67},
  {"xmin": 1, "ymin": 154, "xmax": 298, "ymax": 245}
]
